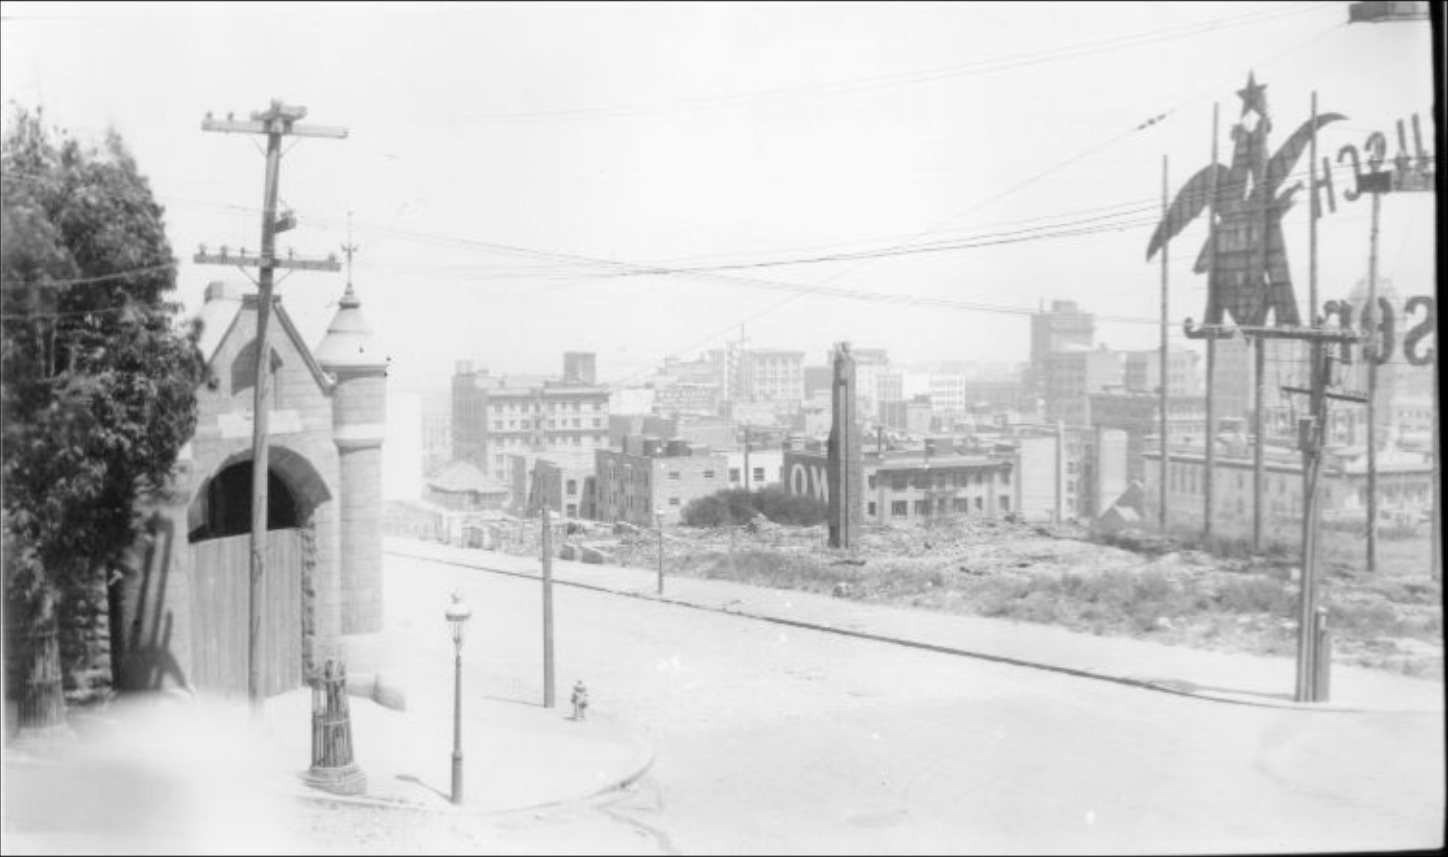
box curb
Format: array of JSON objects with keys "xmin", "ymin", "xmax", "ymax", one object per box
[
  {"xmin": 286, "ymin": 721, "xmax": 656, "ymax": 817},
  {"xmin": 387, "ymin": 545, "xmax": 1437, "ymax": 716}
]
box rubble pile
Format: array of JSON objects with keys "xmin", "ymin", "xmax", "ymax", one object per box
[
  {"xmin": 581, "ymin": 515, "xmax": 1441, "ymax": 680},
  {"xmin": 452, "ymin": 509, "xmax": 1440, "ymax": 679}
]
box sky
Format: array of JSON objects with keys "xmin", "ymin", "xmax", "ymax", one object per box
[{"xmin": 0, "ymin": 1, "xmax": 1437, "ymax": 394}]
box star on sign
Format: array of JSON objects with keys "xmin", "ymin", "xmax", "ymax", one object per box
[{"xmin": 1237, "ymin": 71, "xmax": 1269, "ymax": 118}]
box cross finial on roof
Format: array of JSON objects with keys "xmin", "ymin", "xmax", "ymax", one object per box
[{"xmin": 340, "ymin": 210, "xmax": 360, "ymax": 303}]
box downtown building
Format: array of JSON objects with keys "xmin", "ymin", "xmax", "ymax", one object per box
[
  {"xmin": 1028, "ymin": 299, "xmax": 1095, "ymax": 398},
  {"xmin": 451, "ymin": 353, "xmax": 611, "ymax": 490},
  {"xmin": 782, "ymin": 444, "xmax": 1015, "ymax": 523},
  {"xmin": 1142, "ymin": 438, "xmax": 1435, "ymax": 549},
  {"xmin": 594, "ymin": 435, "xmax": 731, "ymax": 526}
]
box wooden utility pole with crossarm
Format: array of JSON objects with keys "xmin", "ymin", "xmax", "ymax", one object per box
[{"xmin": 196, "ymin": 100, "xmax": 347, "ymax": 714}]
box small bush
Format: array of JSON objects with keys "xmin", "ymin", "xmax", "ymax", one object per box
[
  {"xmin": 681, "ymin": 486, "xmax": 826, "ymax": 528},
  {"xmin": 1215, "ymin": 577, "xmax": 1292, "ymax": 615}
]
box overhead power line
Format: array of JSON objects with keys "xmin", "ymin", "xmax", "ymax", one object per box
[{"xmin": 461, "ymin": 2, "xmax": 1330, "ymax": 122}]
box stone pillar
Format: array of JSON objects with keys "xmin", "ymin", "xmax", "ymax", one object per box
[
  {"xmin": 828, "ymin": 343, "xmax": 862, "ymax": 549},
  {"xmin": 334, "ymin": 371, "xmax": 386, "ymax": 635}
]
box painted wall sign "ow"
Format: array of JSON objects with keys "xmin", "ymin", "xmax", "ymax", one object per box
[{"xmin": 787, "ymin": 461, "xmax": 830, "ymax": 504}]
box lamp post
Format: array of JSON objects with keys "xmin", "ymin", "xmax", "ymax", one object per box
[
  {"xmin": 655, "ymin": 513, "xmax": 665, "ymax": 595},
  {"xmin": 445, "ymin": 590, "xmax": 472, "ymax": 804}
]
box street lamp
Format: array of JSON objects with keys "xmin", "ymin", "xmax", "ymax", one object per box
[
  {"xmin": 655, "ymin": 512, "xmax": 665, "ymax": 595},
  {"xmin": 445, "ymin": 590, "xmax": 472, "ymax": 804}
]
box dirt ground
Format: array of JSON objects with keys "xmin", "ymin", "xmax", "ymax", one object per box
[{"xmin": 524, "ymin": 515, "xmax": 1443, "ymax": 681}]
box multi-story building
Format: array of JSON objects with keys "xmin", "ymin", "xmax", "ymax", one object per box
[
  {"xmin": 803, "ymin": 365, "xmax": 833, "ymax": 398},
  {"xmin": 563, "ymin": 351, "xmax": 597, "ymax": 385},
  {"xmin": 1208, "ymin": 335, "xmax": 1253, "ymax": 422},
  {"xmin": 420, "ymin": 387, "xmax": 453, "ymax": 478},
  {"xmin": 531, "ymin": 448, "xmax": 599, "ymax": 520},
  {"xmin": 964, "ymin": 376, "xmax": 1030, "ymax": 417},
  {"xmin": 1029, "ymin": 300, "xmax": 1095, "ymax": 394},
  {"xmin": 1142, "ymin": 440, "xmax": 1435, "ymax": 548},
  {"xmin": 594, "ymin": 436, "xmax": 730, "ymax": 526},
  {"xmin": 739, "ymin": 348, "xmax": 805, "ymax": 403},
  {"xmin": 848, "ymin": 347, "xmax": 891, "ymax": 429},
  {"xmin": 1090, "ymin": 390, "xmax": 1209, "ymax": 481},
  {"xmin": 1044, "ymin": 345, "xmax": 1123, "ymax": 427},
  {"xmin": 452, "ymin": 354, "xmax": 611, "ymax": 486},
  {"xmin": 1122, "ymin": 347, "xmax": 1202, "ymax": 397},
  {"xmin": 652, "ymin": 381, "xmax": 721, "ymax": 416},
  {"xmin": 881, "ymin": 395, "xmax": 933, "ymax": 434},
  {"xmin": 926, "ymin": 372, "xmax": 967, "ymax": 422},
  {"xmin": 609, "ymin": 386, "xmax": 655, "ymax": 416},
  {"xmin": 608, "ymin": 413, "xmax": 736, "ymax": 450},
  {"xmin": 782, "ymin": 448, "xmax": 1015, "ymax": 523},
  {"xmin": 726, "ymin": 447, "xmax": 784, "ymax": 491}
]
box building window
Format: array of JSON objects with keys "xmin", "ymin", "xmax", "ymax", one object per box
[
  {"xmin": 975, "ymin": 496, "xmax": 984, "ymax": 511},
  {"xmin": 730, "ymin": 468, "xmax": 741, "ymax": 483},
  {"xmin": 953, "ymin": 498, "xmax": 968, "ymax": 512},
  {"xmin": 668, "ymin": 471, "xmax": 681, "ymax": 480},
  {"xmin": 704, "ymin": 470, "xmax": 715, "ymax": 479},
  {"xmin": 566, "ymin": 479, "xmax": 577, "ymax": 495},
  {"xmin": 868, "ymin": 502, "xmax": 877, "ymax": 516},
  {"xmin": 914, "ymin": 500, "xmax": 929, "ymax": 515},
  {"xmin": 753, "ymin": 467, "xmax": 765, "ymax": 483},
  {"xmin": 1000, "ymin": 496, "xmax": 1010, "ymax": 512},
  {"xmin": 669, "ymin": 497, "xmax": 680, "ymax": 506},
  {"xmin": 891, "ymin": 501, "xmax": 908, "ymax": 517},
  {"xmin": 868, "ymin": 475, "xmax": 877, "ymax": 489}
]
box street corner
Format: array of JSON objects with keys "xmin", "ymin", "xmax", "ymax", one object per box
[
  {"xmin": 275, "ymin": 690, "xmax": 655, "ymax": 816},
  {"xmin": 463, "ymin": 700, "xmax": 657, "ymax": 815}
]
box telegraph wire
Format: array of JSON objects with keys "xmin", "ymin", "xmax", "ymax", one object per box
[
  {"xmin": 599, "ymin": 17, "xmax": 1352, "ymax": 384},
  {"xmin": 460, "ymin": 2, "xmax": 1330, "ymax": 122}
]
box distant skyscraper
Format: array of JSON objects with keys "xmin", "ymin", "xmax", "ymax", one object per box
[
  {"xmin": 563, "ymin": 351, "xmax": 597, "ymax": 385},
  {"xmin": 1030, "ymin": 300, "xmax": 1095, "ymax": 396}
]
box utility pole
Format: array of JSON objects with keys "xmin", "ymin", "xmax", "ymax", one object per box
[
  {"xmin": 743, "ymin": 425, "xmax": 752, "ymax": 491},
  {"xmin": 1252, "ymin": 150, "xmax": 1270, "ymax": 554},
  {"xmin": 541, "ymin": 501, "xmax": 555, "ymax": 708},
  {"xmin": 1059, "ymin": 419, "xmax": 1071, "ymax": 521},
  {"xmin": 1159, "ymin": 154, "xmax": 1171, "ymax": 534},
  {"xmin": 1250, "ymin": 324, "xmax": 1363, "ymax": 703},
  {"xmin": 655, "ymin": 513, "xmax": 665, "ymax": 595},
  {"xmin": 196, "ymin": 101, "xmax": 345, "ymax": 714},
  {"xmin": 1185, "ymin": 103, "xmax": 1230, "ymax": 544},
  {"xmin": 1364, "ymin": 188, "xmax": 1382, "ymax": 573}
]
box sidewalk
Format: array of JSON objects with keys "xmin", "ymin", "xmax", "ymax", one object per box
[
  {"xmin": 387, "ymin": 536, "xmax": 1444, "ymax": 715},
  {"xmin": 2, "ymin": 688, "xmax": 653, "ymax": 851},
  {"xmin": 264, "ymin": 687, "xmax": 654, "ymax": 814}
]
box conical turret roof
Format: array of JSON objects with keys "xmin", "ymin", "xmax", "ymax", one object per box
[{"xmin": 315, "ymin": 282, "xmax": 388, "ymax": 372}]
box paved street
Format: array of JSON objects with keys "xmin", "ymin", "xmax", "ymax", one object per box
[{"xmin": 341, "ymin": 548, "xmax": 1444, "ymax": 855}]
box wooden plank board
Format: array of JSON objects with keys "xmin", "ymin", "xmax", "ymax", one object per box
[{"xmin": 190, "ymin": 529, "xmax": 303, "ymax": 699}]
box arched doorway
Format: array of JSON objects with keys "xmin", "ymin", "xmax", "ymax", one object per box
[{"xmin": 186, "ymin": 447, "xmax": 331, "ymax": 698}]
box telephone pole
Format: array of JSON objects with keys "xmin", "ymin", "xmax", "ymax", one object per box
[
  {"xmin": 541, "ymin": 501, "xmax": 555, "ymax": 708},
  {"xmin": 743, "ymin": 425, "xmax": 752, "ymax": 491},
  {"xmin": 1248, "ymin": 323, "xmax": 1364, "ymax": 702},
  {"xmin": 1158, "ymin": 154, "xmax": 1170, "ymax": 534},
  {"xmin": 1364, "ymin": 188, "xmax": 1382, "ymax": 573},
  {"xmin": 196, "ymin": 100, "xmax": 346, "ymax": 714}
]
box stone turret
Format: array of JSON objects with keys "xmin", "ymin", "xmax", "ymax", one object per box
[{"xmin": 316, "ymin": 282, "xmax": 388, "ymax": 636}]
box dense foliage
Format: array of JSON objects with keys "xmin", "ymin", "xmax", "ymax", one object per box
[
  {"xmin": 681, "ymin": 485, "xmax": 827, "ymax": 528},
  {"xmin": 1, "ymin": 106, "xmax": 205, "ymax": 715}
]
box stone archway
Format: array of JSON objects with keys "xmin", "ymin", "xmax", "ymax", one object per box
[{"xmin": 184, "ymin": 446, "xmax": 332, "ymax": 697}]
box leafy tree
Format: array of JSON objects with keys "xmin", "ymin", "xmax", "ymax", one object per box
[
  {"xmin": 681, "ymin": 485, "xmax": 826, "ymax": 528},
  {"xmin": 1, "ymin": 106, "xmax": 205, "ymax": 731}
]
